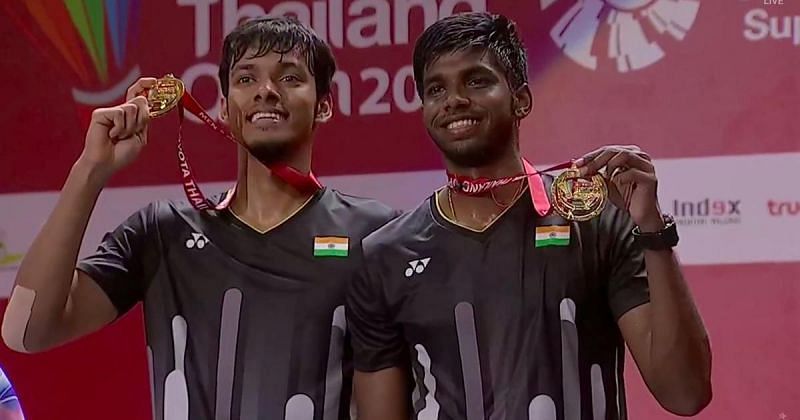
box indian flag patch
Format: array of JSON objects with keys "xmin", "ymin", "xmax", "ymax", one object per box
[
  {"xmin": 313, "ymin": 236, "xmax": 349, "ymax": 257},
  {"xmin": 535, "ymin": 226, "xmax": 570, "ymax": 247}
]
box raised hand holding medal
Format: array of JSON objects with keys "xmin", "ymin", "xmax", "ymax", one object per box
[
  {"xmin": 574, "ymin": 145, "xmax": 666, "ymax": 232},
  {"xmin": 446, "ymin": 153, "xmax": 655, "ymax": 224},
  {"xmin": 80, "ymin": 77, "xmax": 157, "ymax": 180}
]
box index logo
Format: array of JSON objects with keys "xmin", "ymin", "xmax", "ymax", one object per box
[{"xmin": 672, "ymin": 198, "xmax": 742, "ymax": 225}]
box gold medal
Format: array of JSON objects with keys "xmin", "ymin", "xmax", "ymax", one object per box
[
  {"xmin": 148, "ymin": 74, "xmax": 185, "ymax": 118},
  {"xmin": 551, "ymin": 167, "xmax": 607, "ymax": 221}
]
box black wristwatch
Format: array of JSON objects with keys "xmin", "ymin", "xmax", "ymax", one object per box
[{"xmin": 632, "ymin": 214, "xmax": 679, "ymax": 250}]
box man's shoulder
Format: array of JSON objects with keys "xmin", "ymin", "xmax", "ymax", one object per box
[
  {"xmin": 361, "ymin": 197, "xmax": 435, "ymax": 253},
  {"xmin": 323, "ymin": 189, "xmax": 401, "ymax": 226},
  {"xmin": 118, "ymin": 192, "xmax": 229, "ymax": 231}
]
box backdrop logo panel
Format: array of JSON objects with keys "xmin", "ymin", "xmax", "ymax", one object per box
[
  {"xmin": 541, "ymin": 0, "xmax": 699, "ymax": 72},
  {"xmin": 8, "ymin": 0, "xmax": 143, "ymax": 107}
]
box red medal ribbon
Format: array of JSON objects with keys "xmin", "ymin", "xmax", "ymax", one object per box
[
  {"xmin": 174, "ymin": 91, "xmax": 322, "ymax": 210},
  {"xmin": 446, "ymin": 159, "xmax": 576, "ymax": 216}
]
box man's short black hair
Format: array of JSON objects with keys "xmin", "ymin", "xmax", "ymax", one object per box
[{"xmin": 413, "ymin": 12, "xmax": 528, "ymax": 99}]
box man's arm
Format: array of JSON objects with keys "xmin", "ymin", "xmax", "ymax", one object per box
[
  {"xmin": 347, "ymin": 243, "xmax": 412, "ymax": 420},
  {"xmin": 354, "ymin": 367, "xmax": 409, "ymax": 420},
  {"xmin": 578, "ymin": 145, "xmax": 712, "ymax": 415},
  {"xmin": 618, "ymin": 249, "xmax": 711, "ymax": 416},
  {"xmin": 2, "ymin": 162, "xmax": 117, "ymax": 353},
  {"xmin": 2, "ymin": 78, "xmax": 156, "ymax": 353}
]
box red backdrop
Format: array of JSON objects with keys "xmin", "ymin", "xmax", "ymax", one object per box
[{"xmin": 1, "ymin": 0, "xmax": 799, "ymax": 418}]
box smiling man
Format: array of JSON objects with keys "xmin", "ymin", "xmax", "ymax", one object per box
[
  {"xmin": 348, "ymin": 12, "xmax": 712, "ymax": 420},
  {"xmin": 3, "ymin": 16, "xmax": 397, "ymax": 419}
]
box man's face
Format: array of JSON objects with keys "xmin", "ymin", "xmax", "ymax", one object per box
[
  {"xmin": 221, "ymin": 48, "xmax": 330, "ymax": 164},
  {"xmin": 421, "ymin": 49, "xmax": 528, "ymax": 168}
]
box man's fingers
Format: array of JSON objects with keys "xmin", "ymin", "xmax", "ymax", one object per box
[
  {"xmin": 578, "ymin": 149, "xmax": 618, "ymax": 176},
  {"xmin": 129, "ymin": 96, "xmax": 151, "ymax": 144},
  {"xmin": 106, "ymin": 108, "xmax": 126, "ymax": 139},
  {"xmin": 126, "ymin": 77, "xmax": 158, "ymax": 101}
]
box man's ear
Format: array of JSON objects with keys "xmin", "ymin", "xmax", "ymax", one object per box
[
  {"xmin": 219, "ymin": 95, "xmax": 229, "ymax": 123},
  {"xmin": 512, "ymin": 83, "xmax": 533, "ymax": 119},
  {"xmin": 315, "ymin": 93, "xmax": 333, "ymax": 123}
]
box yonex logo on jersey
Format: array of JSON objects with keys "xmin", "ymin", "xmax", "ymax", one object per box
[
  {"xmin": 185, "ymin": 233, "xmax": 209, "ymax": 249},
  {"xmin": 404, "ymin": 258, "xmax": 431, "ymax": 278}
]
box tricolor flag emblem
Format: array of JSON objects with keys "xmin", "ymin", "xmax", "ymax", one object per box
[
  {"xmin": 313, "ymin": 237, "xmax": 349, "ymax": 257},
  {"xmin": 535, "ymin": 226, "xmax": 570, "ymax": 247}
]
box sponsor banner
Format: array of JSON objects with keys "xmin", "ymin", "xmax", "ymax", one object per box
[{"xmin": 656, "ymin": 152, "xmax": 800, "ymax": 265}]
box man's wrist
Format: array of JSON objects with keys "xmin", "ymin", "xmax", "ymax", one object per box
[
  {"xmin": 71, "ymin": 158, "xmax": 111, "ymax": 190},
  {"xmin": 637, "ymin": 215, "xmax": 666, "ymax": 233},
  {"xmin": 633, "ymin": 214, "xmax": 679, "ymax": 250}
]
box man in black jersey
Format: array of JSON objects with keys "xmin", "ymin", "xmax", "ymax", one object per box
[
  {"xmin": 348, "ymin": 12, "xmax": 712, "ymax": 420},
  {"xmin": 2, "ymin": 17, "xmax": 396, "ymax": 419}
]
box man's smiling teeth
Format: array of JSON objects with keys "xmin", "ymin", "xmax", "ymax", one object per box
[
  {"xmin": 250, "ymin": 112, "xmax": 283, "ymax": 122},
  {"xmin": 447, "ymin": 119, "xmax": 478, "ymax": 129}
]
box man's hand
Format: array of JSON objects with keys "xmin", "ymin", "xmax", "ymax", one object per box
[
  {"xmin": 79, "ymin": 77, "xmax": 157, "ymax": 181},
  {"xmin": 576, "ymin": 145, "xmax": 665, "ymax": 232}
]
